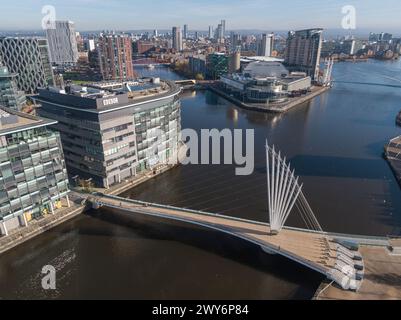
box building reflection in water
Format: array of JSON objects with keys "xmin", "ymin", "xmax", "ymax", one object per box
[{"xmin": 226, "ymin": 107, "xmax": 238, "ymax": 124}]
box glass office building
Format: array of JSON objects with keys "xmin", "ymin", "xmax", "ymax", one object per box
[
  {"xmin": 206, "ymin": 53, "xmax": 228, "ymax": 80},
  {"xmin": 0, "ymin": 37, "xmax": 54, "ymax": 94},
  {"xmin": 36, "ymin": 79, "xmax": 182, "ymax": 188},
  {"xmin": 134, "ymin": 99, "xmax": 181, "ymax": 172},
  {"xmin": 0, "ymin": 65, "xmax": 26, "ymax": 111},
  {"xmin": 0, "ymin": 107, "xmax": 70, "ymax": 236}
]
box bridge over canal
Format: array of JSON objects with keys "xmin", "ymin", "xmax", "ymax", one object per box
[{"xmin": 87, "ymin": 142, "xmax": 400, "ymax": 293}]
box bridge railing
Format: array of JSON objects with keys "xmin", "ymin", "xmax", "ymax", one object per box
[
  {"xmin": 91, "ymin": 194, "xmax": 331, "ymax": 275},
  {"xmin": 93, "ymin": 193, "xmax": 389, "ymax": 246},
  {"xmin": 95, "ymin": 193, "xmax": 270, "ymax": 226}
]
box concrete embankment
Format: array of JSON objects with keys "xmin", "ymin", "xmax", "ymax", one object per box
[
  {"xmin": 0, "ymin": 203, "xmax": 87, "ymax": 255},
  {"xmin": 207, "ymin": 85, "xmax": 330, "ymax": 113}
]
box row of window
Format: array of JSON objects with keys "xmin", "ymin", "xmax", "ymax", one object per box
[
  {"xmin": 0, "ymin": 134, "xmax": 59, "ymax": 164},
  {"xmin": 104, "ymin": 143, "xmax": 129, "ymax": 157},
  {"xmin": 106, "ymin": 150, "xmax": 136, "ymax": 168},
  {"xmin": 0, "ymin": 148, "xmax": 61, "ymax": 179},
  {"xmin": 0, "ymin": 170, "xmax": 67, "ymax": 203},
  {"xmin": 102, "ymin": 123, "xmax": 131, "ymax": 134},
  {"xmin": 2, "ymin": 127, "xmax": 52, "ymax": 147},
  {"xmin": 0, "ymin": 181, "xmax": 69, "ymax": 219}
]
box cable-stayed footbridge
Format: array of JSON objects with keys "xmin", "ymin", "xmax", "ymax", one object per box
[{"xmin": 87, "ymin": 142, "xmax": 399, "ymax": 293}]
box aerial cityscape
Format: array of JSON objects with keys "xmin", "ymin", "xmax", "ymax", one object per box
[{"xmin": 1, "ymin": 0, "xmax": 401, "ymax": 305}]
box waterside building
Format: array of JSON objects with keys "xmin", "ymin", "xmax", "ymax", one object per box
[
  {"xmin": 35, "ymin": 78, "xmax": 181, "ymax": 188},
  {"xmin": 0, "ymin": 107, "xmax": 69, "ymax": 236}
]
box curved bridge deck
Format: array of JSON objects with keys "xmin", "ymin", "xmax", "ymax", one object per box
[{"xmin": 88, "ymin": 194, "xmax": 371, "ymax": 291}]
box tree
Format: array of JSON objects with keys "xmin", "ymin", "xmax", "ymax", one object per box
[{"xmin": 195, "ymin": 73, "xmax": 204, "ymax": 81}]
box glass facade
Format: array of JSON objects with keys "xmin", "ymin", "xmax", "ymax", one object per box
[
  {"xmin": 0, "ymin": 127, "xmax": 69, "ymax": 222},
  {"xmin": 37, "ymin": 80, "xmax": 182, "ymax": 188},
  {"xmin": 206, "ymin": 53, "xmax": 229, "ymax": 80},
  {"xmin": 0, "ymin": 37, "xmax": 54, "ymax": 94},
  {"xmin": 134, "ymin": 99, "xmax": 181, "ymax": 172},
  {"xmin": 0, "ymin": 66, "xmax": 26, "ymax": 111}
]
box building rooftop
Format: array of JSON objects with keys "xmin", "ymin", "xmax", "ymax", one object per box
[
  {"xmin": 0, "ymin": 36, "xmax": 47, "ymax": 41},
  {"xmin": 289, "ymin": 28, "xmax": 324, "ymax": 37},
  {"xmin": 241, "ymin": 56, "xmax": 284, "ymax": 63},
  {"xmin": 0, "ymin": 106, "xmax": 56, "ymax": 136},
  {"xmin": 34, "ymin": 78, "xmax": 181, "ymax": 114},
  {"xmin": 243, "ymin": 61, "xmax": 289, "ymax": 79}
]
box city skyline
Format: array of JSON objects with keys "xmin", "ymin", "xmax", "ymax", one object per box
[{"xmin": 1, "ymin": 0, "xmax": 401, "ymax": 33}]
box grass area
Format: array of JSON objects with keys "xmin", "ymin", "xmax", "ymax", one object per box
[{"xmin": 70, "ymin": 80, "xmax": 90, "ymax": 85}]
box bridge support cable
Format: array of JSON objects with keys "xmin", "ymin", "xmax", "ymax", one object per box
[
  {"xmin": 299, "ymin": 193, "xmax": 323, "ymax": 231},
  {"xmin": 266, "ymin": 141, "xmax": 323, "ymax": 233},
  {"xmin": 169, "ymin": 171, "xmax": 267, "ymax": 207},
  {"xmin": 295, "ymin": 202, "xmax": 314, "ymax": 230},
  {"xmin": 181, "ymin": 180, "xmax": 268, "ymax": 211}
]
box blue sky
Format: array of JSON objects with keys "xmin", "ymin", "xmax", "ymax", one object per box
[{"xmin": 1, "ymin": 0, "xmax": 401, "ymax": 32}]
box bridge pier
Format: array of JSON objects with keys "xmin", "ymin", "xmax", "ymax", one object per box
[{"xmin": 260, "ymin": 245, "xmax": 278, "ymax": 255}]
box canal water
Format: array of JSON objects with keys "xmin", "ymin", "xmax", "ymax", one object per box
[{"xmin": 1, "ymin": 61, "xmax": 401, "ymax": 299}]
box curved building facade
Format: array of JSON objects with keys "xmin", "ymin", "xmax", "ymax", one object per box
[
  {"xmin": 35, "ymin": 79, "xmax": 181, "ymax": 188},
  {"xmin": 0, "ymin": 37, "xmax": 54, "ymax": 94},
  {"xmin": 0, "ymin": 107, "xmax": 69, "ymax": 236},
  {"xmin": 221, "ymin": 61, "xmax": 311, "ymax": 104}
]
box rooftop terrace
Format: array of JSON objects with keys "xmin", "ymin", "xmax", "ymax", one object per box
[{"xmin": 0, "ymin": 106, "xmax": 56, "ymax": 135}]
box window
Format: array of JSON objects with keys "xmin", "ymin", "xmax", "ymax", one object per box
[{"xmin": 0, "ymin": 149, "xmax": 8, "ymax": 163}]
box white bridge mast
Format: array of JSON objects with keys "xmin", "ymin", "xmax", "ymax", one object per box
[{"xmin": 266, "ymin": 141, "xmax": 323, "ymax": 234}]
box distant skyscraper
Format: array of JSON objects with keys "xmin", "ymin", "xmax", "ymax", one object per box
[
  {"xmin": 382, "ymin": 33, "xmax": 393, "ymax": 42},
  {"xmin": 46, "ymin": 21, "xmax": 79, "ymax": 65},
  {"xmin": 369, "ymin": 32, "xmax": 378, "ymax": 43},
  {"xmin": 0, "ymin": 37, "xmax": 54, "ymax": 93},
  {"xmin": 97, "ymin": 33, "xmax": 135, "ymax": 80},
  {"xmin": 285, "ymin": 28, "xmax": 323, "ymax": 80},
  {"xmin": 75, "ymin": 32, "xmax": 85, "ymax": 53},
  {"xmin": 208, "ymin": 26, "xmax": 214, "ymax": 39},
  {"xmin": 216, "ymin": 24, "xmax": 224, "ymax": 43},
  {"xmin": 221, "ymin": 20, "xmax": 226, "ymax": 36},
  {"xmin": 84, "ymin": 39, "xmax": 96, "ymax": 52},
  {"xmin": 183, "ymin": 24, "xmax": 188, "ymax": 39},
  {"xmin": 231, "ymin": 33, "xmax": 241, "ymax": 53},
  {"xmin": 153, "ymin": 29, "xmax": 158, "ymax": 37},
  {"xmin": 172, "ymin": 27, "xmax": 183, "ymax": 51},
  {"xmin": 258, "ymin": 33, "xmax": 274, "ymax": 57},
  {"xmin": 0, "ymin": 64, "xmax": 26, "ymax": 111}
]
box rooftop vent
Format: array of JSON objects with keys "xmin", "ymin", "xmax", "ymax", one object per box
[{"xmin": 0, "ymin": 109, "xmax": 19, "ymax": 126}]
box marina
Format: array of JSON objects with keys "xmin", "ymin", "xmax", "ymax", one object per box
[{"xmin": 1, "ymin": 61, "xmax": 401, "ymax": 299}]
